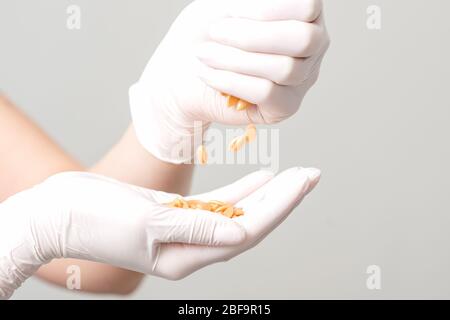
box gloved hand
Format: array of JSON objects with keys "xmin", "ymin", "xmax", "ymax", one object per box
[
  {"xmin": 130, "ymin": 0, "xmax": 330, "ymax": 163},
  {"xmin": 0, "ymin": 167, "xmax": 320, "ymax": 299}
]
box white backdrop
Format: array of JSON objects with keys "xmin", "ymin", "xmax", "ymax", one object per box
[{"xmin": 1, "ymin": 0, "xmax": 449, "ymax": 299}]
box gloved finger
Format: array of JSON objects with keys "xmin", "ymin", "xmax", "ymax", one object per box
[
  {"xmin": 189, "ymin": 170, "xmax": 275, "ymax": 204},
  {"xmin": 228, "ymin": 0, "xmax": 323, "ymax": 23},
  {"xmin": 209, "ymin": 18, "xmax": 325, "ymax": 58},
  {"xmin": 197, "ymin": 42, "xmax": 317, "ymax": 86},
  {"xmin": 236, "ymin": 167, "xmax": 320, "ymax": 237},
  {"xmin": 198, "ymin": 65, "xmax": 298, "ymax": 125},
  {"xmin": 159, "ymin": 208, "xmax": 247, "ymax": 246}
]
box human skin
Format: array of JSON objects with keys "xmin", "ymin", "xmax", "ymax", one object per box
[{"xmin": 0, "ymin": 94, "xmax": 194, "ymax": 295}]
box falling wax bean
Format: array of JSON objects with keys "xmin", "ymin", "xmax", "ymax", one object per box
[{"xmin": 195, "ymin": 93, "xmax": 258, "ymax": 165}]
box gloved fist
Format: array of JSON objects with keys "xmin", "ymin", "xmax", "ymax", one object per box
[{"xmin": 130, "ymin": 0, "xmax": 330, "ymax": 163}]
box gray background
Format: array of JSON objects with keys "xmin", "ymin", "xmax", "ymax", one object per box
[{"xmin": 1, "ymin": 0, "xmax": 449, "ymax": 299}]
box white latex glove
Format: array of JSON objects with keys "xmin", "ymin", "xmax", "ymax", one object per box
[
  {"xmin": 0, "ymin": 167, "xmax": 320, "ymax": 299},
  {"xmin": 130, "ymin": 0, "xmax": 330, "ymax": 163},
  {"xmin": 0, "ymin": 172, "xmax": 246, "ymax": 299}
]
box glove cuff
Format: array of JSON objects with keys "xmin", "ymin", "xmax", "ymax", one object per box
[
  {"xmin": 0, "ymin": 202, "xmax": 47, "ymax": 299},
  {"xmin": 129, "ymin": 83, "xmax": 209, "ymax": 164}
]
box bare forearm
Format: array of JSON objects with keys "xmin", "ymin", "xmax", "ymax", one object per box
[
  {"xmin": 0, "ymin": 95, "xmax": 81, "ymax": 201},
  {"xmin": 91, "ymin": 125, "xmax": 194, "ymax": 195}
]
